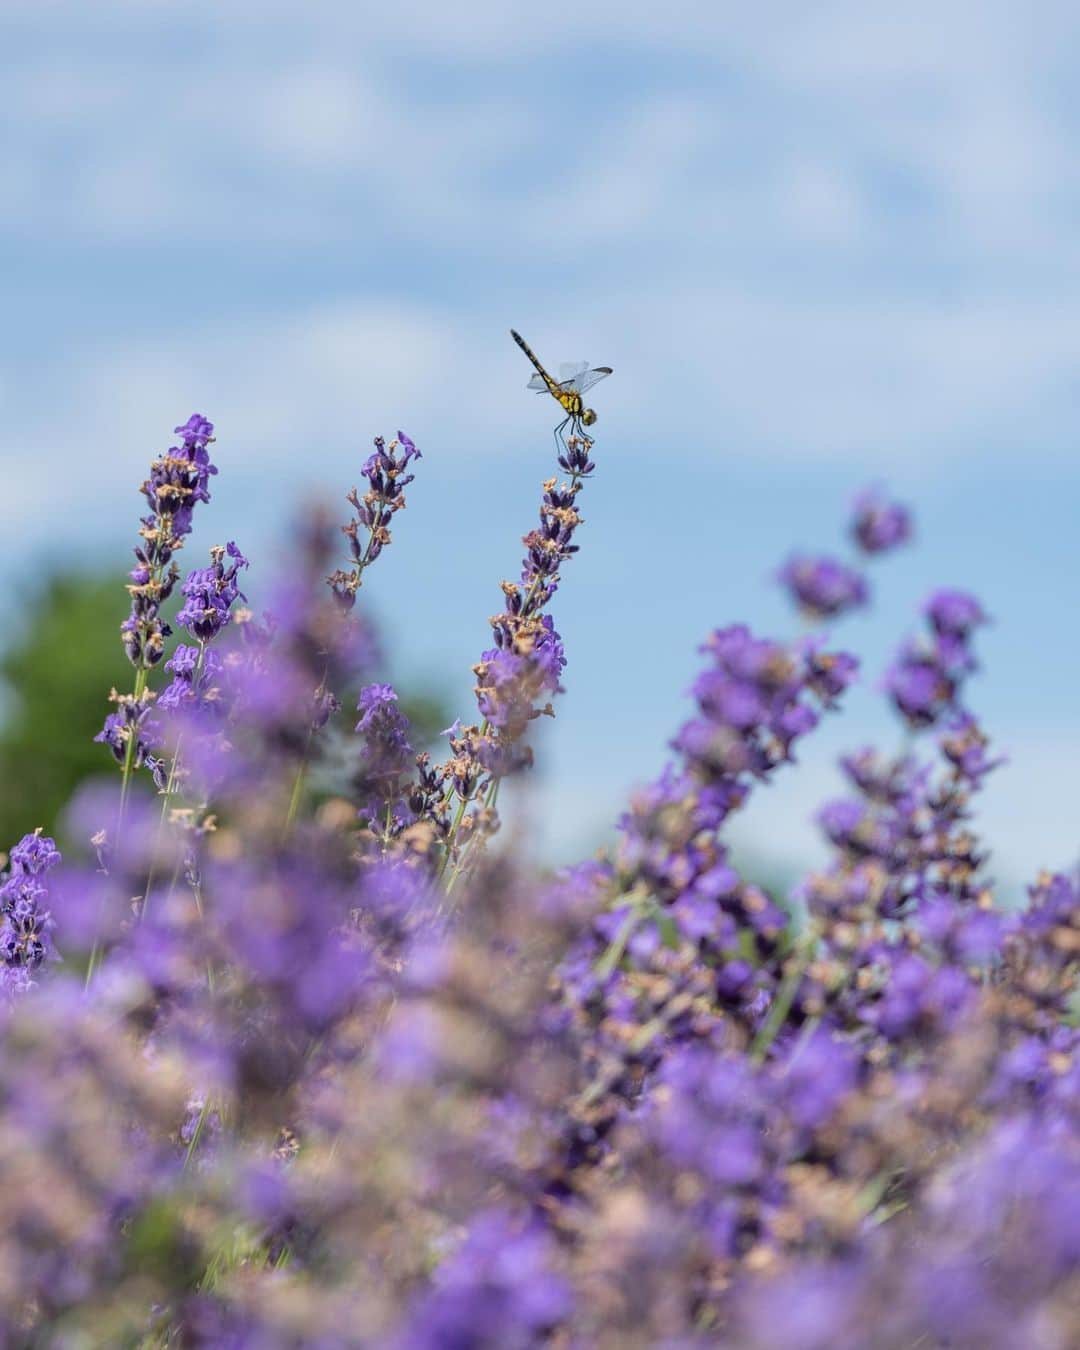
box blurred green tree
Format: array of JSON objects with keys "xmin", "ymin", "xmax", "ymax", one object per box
[{"xmin": 0, "ymin": 572, "xmax": 131, "ymax": 849}]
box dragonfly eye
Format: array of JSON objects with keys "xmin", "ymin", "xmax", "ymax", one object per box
[{"xmin": 581, "ymin": 408, "xmax": 597, "ymax": 426}]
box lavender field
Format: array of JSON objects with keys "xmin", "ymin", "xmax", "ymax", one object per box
[
  {"xmin": 0, "ymin": 401, "xmax": 1076, "ymax": 1347},
  {"xmin": 6, "ymin": 5, "xmax": 1080, "ymax": 1347}
]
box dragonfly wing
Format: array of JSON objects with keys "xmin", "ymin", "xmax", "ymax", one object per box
[
  {"xmin": 526, "ymin": 373, "xmax": 550, "ymax": 392},
  {"xmin": 558, "ymin": 360, "xmax": 589, "ymax": 383},
  {"xmin": 570, "ymin": 366, "xmax": 614, "ymax": 394}
]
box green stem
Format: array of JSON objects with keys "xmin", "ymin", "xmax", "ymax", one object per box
[
  {"xmin": 141, "ymin": 643, "xmax": 207, "ymax": 923},
  {"xmin": 283, "ymin": 659, "xmax": 329, "ymax": 835},
  {"xmin": 780, "ymin": 1013, "xmax": 822, "ymax": 1073},
  {"xmin": 284, "ymin": 754, "xmax": 309, "ymax": 833},
  {"xmin": 749, "ymin": 943, "xmax": 813, "ymax": 1064},
  {"xmin": 436, "ymin": 755, "xmax": 483, "ymax": 884},
  {"xmin": 119, "ymin": 666, "xmax": 149, "ymax": 816},
  {"xmin": 183, "ymin": 1097, "xmax": 212, "ymax": 1171},
  {"xmin": 381, "ymin": 794, "xmax": 395, "ymax": 849},
  {"xmin": 86, "ymin": 665, "xmax": 149, "ymax": 988},
  {"xmin": 140, "ymin": 746, "xmax": 181, "ymax": 924},
  {"xmin": 593, "ymin": 905, "xmax": 644, "ymax": 980},
  {"xmin": 443, "ymin": 773, "xmax": 501, "ymax": 899}
]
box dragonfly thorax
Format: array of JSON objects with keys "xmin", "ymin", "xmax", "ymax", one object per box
[{"xmin": 557, "ymin": 390, "xmax": 584, "ymax": 416}]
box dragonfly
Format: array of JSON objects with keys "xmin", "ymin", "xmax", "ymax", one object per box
[{"xmin": 510, "ymin": 330, "xmax": 613, "ymax": 450}]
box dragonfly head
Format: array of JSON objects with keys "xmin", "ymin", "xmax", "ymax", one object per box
[{"xmin": 581, "ymin": 408, "xmax": 597, "ymax": 427}]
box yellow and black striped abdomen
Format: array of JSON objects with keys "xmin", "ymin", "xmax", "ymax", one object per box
[
  {"xmin": 511, "ymin": 330, "xmax": 558, "ymax": 393},
  {"xmin": 511, "ymin": 330, "xmax": 585, "ymax": 417}
]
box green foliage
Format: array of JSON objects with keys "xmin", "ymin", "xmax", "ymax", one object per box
[{"xmin": 0, "ymin": 571, "xmax": 131, "ymax": 849}]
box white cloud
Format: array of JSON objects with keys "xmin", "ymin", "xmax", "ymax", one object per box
[
  {"xmin": 3, "ymin": 10, "xmax": 1079, "ymax": 508},
  {"xmin": 0, "ymin": 302, "xmax": 465, "ymax": 541},
  {"xmin": 5, "ymin": 1, "xmax": 1079, "ymax": 267},
  {"xmin": 3, "ymin": 264, "xmax": 1078, "ymax": 558}
]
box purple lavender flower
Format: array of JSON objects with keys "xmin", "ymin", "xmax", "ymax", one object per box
[
  {"xmin": 802, "ymin": 641, "xmax": 859, "ymax": 705},
  {"xmin": 158, "ymin": 645, "xmax": 225, "ymax": 715},
  {"xmin": 939, "ymin": 711, "xmax": 1004, "ymax": 783},
  {"xmin": 850, "ymin": 486, "xmax": 912, "ymax": 556},
  {"xmin": 778, "ymin": 555, "xmax": 868, "ymax": 621},
  {"xmin": 475, "ymin": 615, "xmax": 567, "ymax": 738},
  {"xmin": 328, "ymin": 433, "xmax": 421, "ymax": 611},
  {"xmin": 356, "ymin": 683, "xmax": 411, "ymax": 757},
  {"xmin": 817, "ymin": 798, "xmax": 870, "ymax": 850},
  {"xmin": 206, "ymin": 851, "xmax": 377, "ymax": 1036},
  {"xmin": 839, "ymin": 746, "xmax": 925, "ymax": 804},
  {"xmin": 166, "ymin": 413, "xmax": 217, "ymax": 529},
  {"xmin": 653, "ymin": 1047, "xmax": 769, "ymax": 1187},
  {"xmin": 175, "ymin": 541, "xmax": 248, "ymax": 642},
  {"xmin": 885, "ymin": 591, "xmax": 987, "ymax": 730},
  {"xmin": 672, "ymin": 625, "xmax": 854, "ymax": 789},
  {"xmin": 400, "ymin": 1209, "xmax": 572, "ymax": 1348},
  {"xmin": 777, "ymin": 1027, "xmax": 859, "ymax": 1133},
  {"xmin": 354, "ymin": 682, "xmax": 414, "ymax": 823},
  {"xmin": 0, "ymin": 831, "xmax": 60, "ymax": 995},
  {"xmin": 885, "ymin": 645, "xmax": 956, "ymax": 727},
  {"xmin": 120, "ymin": 414, "xmax": 218, "ymax": 670},
  {"xmin": 94, "ymin": 696, "xmax": 167, "ymax": 789},
  {"xmin": 926, "ymin": 588, "xmax": 987, "ymax": 639},
  {"xmin": 864, "ymin": 950, "xmax": 975, "ymax": 1041},
  {"xmin": 99, "ymin": 416, "xmax": 219, "ymax": 799},
  {"xmin": 151, "ymin": 544, "xmax": 249, "ymax": 743},
  {"xmin": 9, "ymin": 833, "xmax": 61, "ymax": 875}
]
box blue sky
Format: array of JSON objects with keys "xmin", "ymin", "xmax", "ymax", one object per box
[{"xmin": 2, "ymin": 2, "xmax": 1079, "ymax": 891}]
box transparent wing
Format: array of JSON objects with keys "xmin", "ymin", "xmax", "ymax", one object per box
[
  {"xmin": 568, "ymin": 366, "xmax": 613, "ymax": 394},
  {"xmin": 527, "ymin": 373, "xmax": 550, "ymax": 392},
  {"xmin": 558, "ymin": 360, "xmax": 590, "ymax": 382}
]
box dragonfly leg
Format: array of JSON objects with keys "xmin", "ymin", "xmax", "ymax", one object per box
[
  {"xmin": 553, "ymin": 416, "xmax": 571, "ymax": 457},
  {"xmin": 567, "ymin": 416, "xmax": 591, "ymax": 454}
]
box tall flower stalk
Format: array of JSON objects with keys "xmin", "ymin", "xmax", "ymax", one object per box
[
  {"xmin": 437, "ymin": 435, "xmax": 595, "ymax": 890},
  {"xmin": 89, "ymin": 415, "xmax": 217, "ymax": 981},
  {"xmin": 281, "ymin": 433, "xmax": 421, "ymax": 833},
  {"xmin": 96, "ymin": 414, "xmax": 218, "ymax": 805}
]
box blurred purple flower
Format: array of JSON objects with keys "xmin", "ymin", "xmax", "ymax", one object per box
[
  {"xmin": 400, "ymin": 1209, "xmax": 572, "ymax": 1349},
  {"xmin": 850, "ymin": 486, "xmax": 912, "ymax": 556},
  {"xmin": 778, "ymin": 555, "xmax": 868, "ymax": 621},
  {"xmin": 925, "ymin": 588, "xmax": 987, "ymax": 639}
]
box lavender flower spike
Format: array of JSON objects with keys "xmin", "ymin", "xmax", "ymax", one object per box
[
  {"xmin": 121, "ymin": 414, "xmax": 218, "ymax": 670},
  {"xmin": 98, "ymin": 415, "xmax": 219, "ymax": 790},
  {"xmin": 328, "ymin": 432, "xmax": 421, "ymax": 611},
  {"xmin": 778, "ymin": 554, "xmax": 868, "ymax": 621},
  {"xmin": 175, "ymin": 541, "xmax": 248, "ymax": 643},
  {"xmin": 886, "ymin": 589, "xmax": 988, "ymax": 730},
  {"xmin": 0, "ymin": 830, "xmax": 60, "ymax": 997},
  {"xmin": 851, "ymin": 486, "xmax": 912, "ymax": 556}
]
